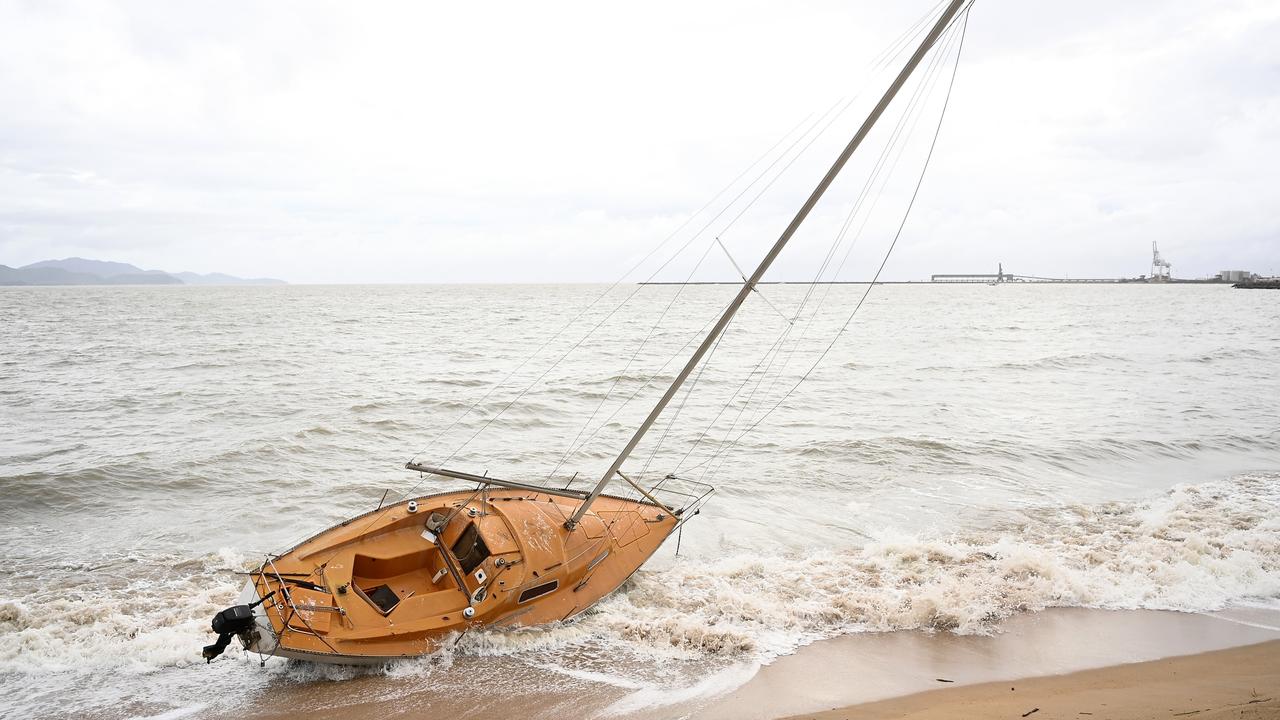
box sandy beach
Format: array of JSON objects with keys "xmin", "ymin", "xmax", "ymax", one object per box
[
  {"xmin": 786, "ymin": 640, "xmax": 1279, "ymax": 720},
  {"xmin": 694, "ymin": 607, "xmax": 1280, "ymax": 719}
]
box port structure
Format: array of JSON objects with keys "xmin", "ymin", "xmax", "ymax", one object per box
[
  {"xmin": 1150, "ymin": 241, "xmax": 1172, "ymax": 282},
  {"xmin": 933, "ymin": 246, "xmax": 1183, "ymax": 284},
  {"xmin": 931, "ymin": 271, "xmax": 1121, "ymax": 283}
]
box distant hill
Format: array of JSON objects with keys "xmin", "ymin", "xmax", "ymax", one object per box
[
  {"xmin": 21, "ymin": 257, "xmax": 174, "ymax": 279},
  {"xmin": 0, "ymin": 263, "xmax": 180, "ymax": 285},
  {"xmin": 172, "ymin": 271, "xmax": 286, "ymax": 286},
  {"xmin": 0, "ymin": 258, "xmax": 286, "ymax": 286}
]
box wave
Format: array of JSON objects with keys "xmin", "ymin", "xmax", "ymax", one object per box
[
  {"xmin": 789, "ymin": 433, "xmax": 1279, "ymax": 469},
  {"xmin": 428, "ymin": 377, "xmax": 490, "ymax": 388},
  {"xmin": 357, "ymin": 418, "xmax": 411, "ymax": 431},
  {"xmin": 1187, "ymin": 347, "xmax": 1271, "ymax": 364},
  {"xmin": 901, "ymin": 352, "xmax": 1132, "ymax": 373},
  {"xmin": 0, "ymin": 466, "xmax": 179, "ymax": 515},
  {"xmin": 577, "ymin": 473, "xmax": 1279, "ymax": 659},
  {"xmin": 2, "ymin": 475, "xmax": 1275, "ymax": 679},
  {"xmin": 797, "ymin": 436, "xmax": 962, "ymax": 459},
  {"xmin": 984, "ymin": 352, "xmax": 1126, "ymax": 371},
  {"xmin": 294, "ymin": 425, "xmax": 337, "ymax": 437},
  {"xmin": 163, "ymin": 361, "xmax": 232, "ymax": 371},
  {"xmin": 584, "ymin": 373, "xmax": 675, "ymax": 387},
  {"xmin": 0, "ymin": 548, "xmax": 251, "ymax": 674}
]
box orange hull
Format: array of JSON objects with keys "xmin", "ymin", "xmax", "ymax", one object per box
[{"xmin": 235, "ymin": 489, "xmax": 676, "ymax": 663}]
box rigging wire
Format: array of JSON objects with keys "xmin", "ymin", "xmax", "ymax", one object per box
[
  {"xmin": 732, "ymin": 3, "xmax": 975, "ymax": 433},
  {"xmin": 630, "ymin": 6, "xmax": 966, "ymax": 481},
  {"xmin": 544, "ymin": 97, "xmax": 857, "ymax": 477},
  {"xmin": 444, "ymin": 86, "xmax": 864, "ymax": 479},
  {"xmin": 671, "ymin": 15, "xmax": 967, "ymax": 478},
  {"xmin": 871, "ymin": 0, "xmax": 949, "ymax": 70},
  {"xmin": 697, "ymin": 11, "xmax": 972, "ymax": 484},
  {"xmin": 636, "ymin": 28, "xmax": 965, "ymax": 483},
  {"xmin": 698, "ymin": 9, "xmax": 970, "ymax": 479},
  {"xmin": 414, "ymin": 108, "xmax": 831, "ymax": 479},
  {"xmin": 403, "ymin": 108, "xmax": 821, "ymax": 471},
  {"xmin": 404, "ymin": 0, "xmax": 973, "ymax": 516},
  {"xmin": 548, "ymin": 299, "xmax": 733, "ymax": 473},
  {"xmin": 541, "ymin": 101, "xmax": 850, "ymax": 482},
  {"xmin": 556, "ymin": 93, "xmax": 848, "ymax": 481},
  {"xmin": 614, "ymin": 18, "xmax": 968, "ymax": 529},
  {"xmin": 694, "ymin": 4, "xmax": 974, "ymax": 483},
  {"xmin": 634, "ymin": 315, "xmax": 733, "ymax": 480},
  {"xmin": 548, "ymin": 10, "xmax": 957, "ymax": 481},
  {"xmin": 715, "ymin": 238, "xmax": 793, "ymax": 325}
]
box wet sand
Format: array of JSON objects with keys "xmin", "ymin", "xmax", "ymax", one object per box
[
  {"xmin": 783, "ymin": 640, "xmax": 1280, "ymax": 720},
  {"xmin": 695, "ymin": 607, "xmax": 1280, "ymax": 719}
]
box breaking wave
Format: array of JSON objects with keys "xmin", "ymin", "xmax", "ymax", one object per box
[
  {"xmin": 6, "ymin": 475, "xmax": 1275, "ymax": 682},
  {"xmin": 568, "ymin": 472, "xmax": 1280, "ymax": 659}
]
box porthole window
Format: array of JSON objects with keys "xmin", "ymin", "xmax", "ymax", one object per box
[{"xmin": 517, "ymin": 580, "xmax": 559, "ymax": 603}]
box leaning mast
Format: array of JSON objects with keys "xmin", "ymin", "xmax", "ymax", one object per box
[{"xmin": 566, "ymin": 0, "xmax": 968, "ymax": 529}]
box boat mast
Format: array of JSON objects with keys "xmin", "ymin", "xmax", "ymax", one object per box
[{"xmin": 566, "ymin": 0, "xmax": 968, "ymax": 529}]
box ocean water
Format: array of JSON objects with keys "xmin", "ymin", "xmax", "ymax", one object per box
[{"xmin": 1, "ymin": 282, "xmax": 1278, "ymax": 719}]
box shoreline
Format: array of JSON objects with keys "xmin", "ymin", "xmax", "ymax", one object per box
[
  {"xmin": 693, "ymin": 607, "xmax": 1280, "ymax": 719},
  {"xmin": 203, "ymin": 607, "xmax": 1280, "ymax": 720},
  {"xmin": 783, "ymin": 640, "xmax": 1280, "ymax": 720}
]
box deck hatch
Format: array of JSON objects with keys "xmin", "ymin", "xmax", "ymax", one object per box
[
  {"xmin": 354, "ymin": 583, "xmax": 400, "ymax": 615},
  {"xmin": 452, "ymin": 522, "xmax": 491, "ymax": 575}
]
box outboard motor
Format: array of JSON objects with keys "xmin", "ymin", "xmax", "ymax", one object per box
[{"xmin": 202, "ymin": 604, "xmax": 256, "ymax": 662}]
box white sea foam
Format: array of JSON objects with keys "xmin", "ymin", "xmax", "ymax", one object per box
[
  {"xmin": 127, "ymin": 705, "xmax": 207, "ymax": 720},
  {"xmin": 2, "ymin": 475, "xmax": 1277, "ymax": 685},
  {"xmin": 1205, "ymin": 613, "xmax": 1280, "ymax": 632},
  {"xmin": 0, "ymin": 577, "xmax": 243, "ymax": 674},
  {"xmin": 562, "ymin": 473, "xmax": 1280, "ymax": 662},
  {"xmin": 601, "ymin": 662, "xmax": 760, "ymax": 716},
  {"xmin": 533, "ymin": 663, "xmax": 649, "ymax": 690}
]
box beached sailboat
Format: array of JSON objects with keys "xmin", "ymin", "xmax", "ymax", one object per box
[{"xmin": 202, "ymin": 0, "xmax": 971, "ymax": 665}]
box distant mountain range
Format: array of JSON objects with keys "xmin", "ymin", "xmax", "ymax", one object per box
[{"xmin": 0, "ymin": 258, "xmax": 286, "ymax": 286}]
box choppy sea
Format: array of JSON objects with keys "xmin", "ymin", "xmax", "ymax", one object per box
[{"xmin": 2, "ymin": 283, "xmax": 1278, "ymax": 719}]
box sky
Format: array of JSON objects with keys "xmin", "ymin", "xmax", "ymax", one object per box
[{"xmin": 0, "ymin": 0, "xmax": 1277, "ymax": 283}]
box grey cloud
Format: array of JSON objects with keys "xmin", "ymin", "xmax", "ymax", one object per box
[{"xmin": 0, "ymin": 0, "xmax": 1276, "ymax": 283}]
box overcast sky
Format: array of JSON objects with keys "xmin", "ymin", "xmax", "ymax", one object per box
[{"xmin": 1, "ymin": 0, "xmax": 1277, "ymax": 283}]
